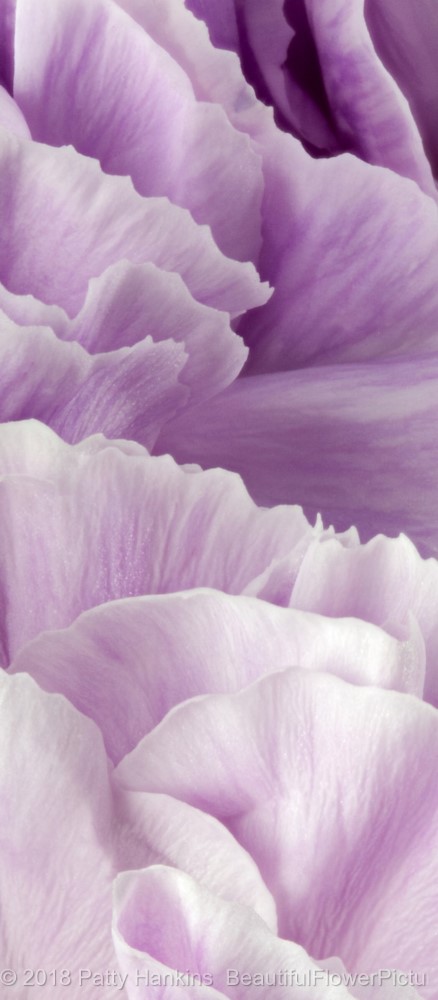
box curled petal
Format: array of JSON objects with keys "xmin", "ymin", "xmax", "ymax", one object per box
[
  {"xmin": 113, "ymin": 866, "xmax": 352, "ymax": 1000},
  {"xmin": 0, "ymin": 671, "xmax": 276, "ymax": 992},
  {"xmin": 116, "ymin": 669, "xmax": 438, "ymax": 984},
  {"xmin": 0, "ymin": 129, "xmax": 268, "ymax": 317}
]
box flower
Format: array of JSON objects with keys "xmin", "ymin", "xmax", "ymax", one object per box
[
  {"xmin": 1, "ymin": 420, "xmax": 437, "ymax": 995},
  {"xmin": 1, "ymin": 6, "xmax": 438, "ymax": 994},
  {"xmin": 0, "ymin": 0, "xmax": 438, "ymax": 553}
]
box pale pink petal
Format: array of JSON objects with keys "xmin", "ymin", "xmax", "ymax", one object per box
[
  {"xmin": 0, "ymin": 670, "xmax": 276, "ymax": 995},
  {"xmin": 0, "ymin": 420, "xmax": 147, "ymax": 478},
  {"xmin": 0, "ymin": 281, "xmax": 67, "ymax": 331}
]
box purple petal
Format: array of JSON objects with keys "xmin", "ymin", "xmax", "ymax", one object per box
[
  {"xmin": 113, "ymin": 867, "xmax": 346, "ymax": 1000},
  {"xmin": 0, "ymin": 671, "xmax": 116, "ymax": 986},
  {"xmin": 0, "ymin": 316, "xmax": 189, "ymax": 448},
  {"xmin": 115, "ymin": 792, "xmax": 277, "ymax": 930},
  {"xmin": 240, "ymin": 140, "xmax": 438, "ymax": 371},
  {"xmin": 57, "ymin": 262, "xmax": 248, "ymax": 402},
  {"xmin": 184, "ymin": 0, "xmax": 240, "ymax": 51},
  {"xmin": 299, "ymin": 0, "xmax": 434, "ymax": 189},
  {"xmin": 244, "ymin": 0, "xmax": 434, "ymax": 189},
  {"xmin": 156, "ymin": 358, "xmax": 438, "ymax": 557},
  {"xmin": 366, "ymin": 0, "xmax": 438, "ymax": 175},
  {"xmin": 9, "ymin": 591, "xmax": 420, "ymax": 762},
  {"xmin": 0, "ymin": 670, "xmax": 276, "ymax": 990},
  {"xmin": 0, "ymin": 129, "xmax": 268, "ymax": 317},
  {"xmin": 0, "ymin": 0, "xmax": 15, "ymax": 91},
  {"xmin": 14, "ymin": 0, "xmax": 264, "ymax": 263},
  {"xmin": 0, "ymin": 421, "xmax": 311, "ymax": 662},
  {"xmin": 119, "ymin": 0, "xmax": 263, "ymax": 139},
  {"xmin": 0, "ymin": 85, "xmax": 30, "ymax": 137},
  {"xmin": 0, "ymin": 259, "xmax": 247, "ymax": 432},
  {"xmin": 116, "ymin": 669, "xmax": 438, "ymax": 984}
]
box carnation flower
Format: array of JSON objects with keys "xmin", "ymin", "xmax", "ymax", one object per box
[
  {"xmin": 1, "ymin": 2, "xmax": 438, "ymax": 997},
  {"xmin": 1, "ymin": 0, "xmax": 438, "ymax": 550}
]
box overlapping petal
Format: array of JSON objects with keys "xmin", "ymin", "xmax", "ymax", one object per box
[
  {"xmin": 0, "ymin": 125, "xmax": 265, "ymax": 449},
  {"xmin": 157, "ymin": 358, "xmax": 438, "ymax": 559},
  {"xmin": 238, "ymin": 0, "xmax": 434, "ymax": 189},
  {"xmin": 0, "ymin": 262, "xmax": 248, "ymax": 445},
  {"xmin": 9, "ymin": 590, "xmax": 421, "ymax": 763},
  {"xmin": 0, "ymin": 671, "xmax": 116, "ymax": 990},
  {"xmin": 0, "ymin": 670, "xmax": 277, "ymax": 996},
  {"xmin": 113, "ymin": 867, "xmax": 347, "ymax": 1000},
  {"xmin": 0, "ymin": 128, "xmax": 267, "ymax": 317},
  {"xmin": 0, "ymin": 422, "xmax": 312, "ymax": 662},
  {"xmin": 14, "ymin": 0, "xmax": 264, "ymax": 263},
  {"xmin": 0, "ymin": 1, "xmax": 437, "ymax": 565},
  {"xmin": 186, "ymin": 0, "xmax": 436, "ymax": 191},
  {"xmin": 0, "ymin": 316, "xmax": 190, "ymax": 448},
  {"xmin": 0, "ymin": 84, "xmax": 29, "ymax": 137},
  {"xmin": 116, "ymin": 669, "xmax": 438, "ymax": 990},
  {"xmin": 0, "ymin": 4, "xmax": 436, "ymax": 986},
  {"xmin": 1, "ymin": 421, "xmax": 435, "ymax": 703},
  {"xmin": 365, "ymin": 0, "xmax": 438, "ymax": 175},
  {"xmin": 240, "ymin": 143, "xmax": 438, "ymax": 371},
  {"xmin": 0, "ymin": 0, "xmax": 14, "ymax": 91}
]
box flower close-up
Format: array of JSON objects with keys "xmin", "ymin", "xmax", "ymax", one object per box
[{"xmin": 1, "ymin": 1, "xmax": 438, "ymax": 998}]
